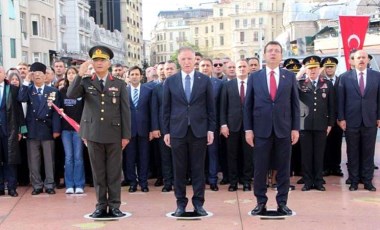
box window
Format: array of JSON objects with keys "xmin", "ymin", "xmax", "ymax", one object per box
[
  {"xmin": 243, "ymin": 19, "xmax": 248, "ymax": 27},
  {"xmin": 33, "ymin": 52, "xmax": 40, "ymax": 62},
  {"xmin": 8, "ymin": 0, "xmax": 16, "ymax": 19},
  {"xmin": 10, "ymin": 38, "xmax": 16, "ymax": 58},
  {"xmin": 195, "ymin": 27, "xmax": 199, "ymax": 34},
  {"xmin": 20, "ymin": 12, "xmax": 27, "ymax": 33},
  {"xmin": 170, "ymin": 43, "xmax": 173, "ymax": 52},
  {"xmin": 240, "ymin": 32, "xmax": 244, "ymax": 42},
  {"xmin": 195, "ymin": 39, "xmax": 198, "ymax": 47},
  {"xmin": 259, "ymin": 18, "xmax": 263, "ymax": 25},
  {"xmin": 211, "ymin": 25, "xmax": 214, "ymax": 32},
  {"xmin": 220, "ymin": 36, "xmax": 224, "ymax": 46},
  {"xmin": 220, "ymin": 22, "xmax": 224, "ymax": 30},
  {"xmin": 235, "ymin": 4, "xmax": 239, "ymax": 14},
  {"xmin": 219, "ymin": 8, "xmax": 223, "ymax": 16},
  {"xmin": 31, "ymin": 15, "xmax": 39, "ymax": 36},
  {"xmin": 259, "ymin": 2, "xmax": 263, "ymax": 11},
  {"xmin": 205, "ymin": 27, "xmax": 208, "ymax": 33},
  {"xmin": 205, "ymin": 39, "xmax": 208, "ymax": 47},
  {"xmin": 254, "ymin": 31, "xmax": 259, "ymax": 41},
  {"xmin": 41, "ymin": 16, "xmax": 46, "ymax": 38},
  {"xmin": 235, "ymin": 19, "xmax": 239, "ymax": 28},
  {"xmin": 211, "ymin": 38, "xmax": 214, "ymax": 46},
  {"xmin": 170, "ymin": 32, "xmax": 173, "ymax": 40},
  {"xmin": 251, "ymin": 18, "xmax": 256, "ymax": 26}
]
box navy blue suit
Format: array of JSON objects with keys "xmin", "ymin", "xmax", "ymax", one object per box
[
  {"xmin": 244, "ymin": 68, "xmax": 300, "ymax": 205},
  {"xmin": 206, "ymin": 77, "xmax": 222, "ymax": 185},
  {"xmin": 163, "ymin": 71, "xmax": 216, "ymax": 209},
  {"xmin": 151, "ymin": 82, "xmax": 173, "ymax": 187},
  {"xmin": 18, "ymin": 84, "xmax": 61, "ymax": 190},
  {"xmin": 338, "ymin": 69, "xmax": 380, "ymax": 185},
  {"xmin": 124, "ymin": 84, "xmax": 152, "ymax": 188}
]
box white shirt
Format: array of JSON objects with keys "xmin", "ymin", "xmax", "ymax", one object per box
[
  {"xmin": 356, "ymin": 69, "xmax": 367, "ymax": 89},
  {"xmin": 131, "ymin": 84, "xmax": 141, "ymax": 99},
  {"xmin": 35, "ymin": 84, "xmax": 45, "ymax": 94},
  {"xmin": 0, "ymin": 82, "xmax": 4, "ymax": 103},
  {"xmin": 265, "ymin": 67, "xmax": 280, "ymax": 92}
]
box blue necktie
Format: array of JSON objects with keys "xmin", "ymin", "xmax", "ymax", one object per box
[
  {"xmin": 0, "ymin": 85, "xmax": 3, "ymax": 106},
  {"xmin": 37, "ymin": 87, "xmax": 42, "ymax": 100},
  {"xmin": 185, "ymin": 75, "xmax": 191, "ymax": 102},
  {"xmin": 132, "ymin": 88, "xmax": 139, "ymax": 107}
]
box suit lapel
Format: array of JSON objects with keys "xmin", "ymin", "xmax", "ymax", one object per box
[
  {"xmin": 275, "ymin": 69, "xmax": 286, "ymax": 100},
  {"xmin": 350, "ymin": 71, "xmax": 361, "ymax": 96},
  {"xmin": 176, "ymin": 73, "xmax": 188, "ymax": 102},
  {"xmin": 90, "ymin": 76, "xmax": 103, "ymax": 93},
  {"xmin": 190, "ymin": 72, "xmax": 200, "ymax": 103},
  {"xmin": 259, "ymin": 69, "xmax": 270, "ymax": 99}
]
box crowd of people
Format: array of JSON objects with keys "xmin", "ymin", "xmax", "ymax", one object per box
[{"xmin": 0, "ymin": 42, "xmax": 378, "ymax": 218}]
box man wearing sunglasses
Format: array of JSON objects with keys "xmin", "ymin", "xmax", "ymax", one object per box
[{"xmin": 213, "ymin": 58, "xmax": 226, "ymax": 80}]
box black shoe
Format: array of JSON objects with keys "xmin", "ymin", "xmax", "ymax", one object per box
[
  {"xmin": 243, "ymin": 183, "xmax": 252, "ymax": 192},
  {"xmin": 251, "ymin": 203, "xmax": 267, "ymax": 215},
  {"xmin": 301, "ymin": 185, "xmax": 311, "ymax": 191},
  {"xmin": 128, "ymin": 185, "xmax": 137, "ymax": 193},
  {"xmin": 296, "ymin": 178, "xmax": 304, "ymax": 184},
  {"xmin": 349, "ymin": 184, "xmax": 358, "ymax": 191},
  {"xmin": 228, "ymin": 184, "xmax": 237, "ymax": 192},
  {"xmin": 220, "ymin": 178, "xmax": 229, "ymax": 185},
  {"xmin": 194, "ymin": 206, "xmax": 208, "ymax": 216},
  {"xmin": 8, "ymin": 189, "xmax": 18, "ymax": 197},
  {"xmin": 374, "ymin": 165, "xmax": 379, "ymax": 170},
  {"xmin": 315, "ymin": 185, "xmax": 326, "ymax": 191},
  {"xmin": 154, "ymin": 178, "xmax": 163, "ymax": 187},
  {"xmin": 90, "ymin": 209, "xmax": 108, "ymax": 218},
  {"xmin": 0, "ymin": 190, "xmax": 5, "ymax": 196},
  {"xmin": 210, "ymin": 184, "xmax": 219, "ymax": 191},
  {"xmin": 31, "ymin": 188, "xmax": 43, "ymax": 195},
  {"xmin": 141, "ymin": 186, "xmax": 149, "ymax": 192},
  {"xmin": 346, "ymin": 178, "xmax": 352, "ymax": 184},
  {"xmin": 162, "ymin": 185, "xmax": 172, "ymax": 192},
  {"xmin": 364, "ymin": 183, "xmax": 376, "ymax": 192},
  {"xmin": 173, "ymin": 207, "xmax": 185, "ymax": 217},
  {"xmin": 120, "ymin": 180, "xmax": 130, "ymax": 187},
  {"xmin": 45, "ymin": 188, "xmax": 56, "ymax": 194},
  {"xmin": 277, "ymin": 204, "xmax": 292, "ymax": 216},
  {"xmin": 289, "ymin": 185, "xmax": 296, "ymax": 191},
  {"xmin": 322, "ymin": 179, "xmax": 326, "ymax": 184},
  {"xmin": 109, "ymin": 208, "xmax": 126, "ymax": 217}
]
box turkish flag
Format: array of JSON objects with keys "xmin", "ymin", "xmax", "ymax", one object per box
[
  {"xmin": 339, "ymin": 16, "xmax": 370, "ymax": 70},
  {"xmin": 50, "ymin": 102, "xmax": 80, "ymax": 132}
]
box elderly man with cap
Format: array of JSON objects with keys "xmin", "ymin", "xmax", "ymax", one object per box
[
  {"xmin": 320, "ymin": 57, "xmax": 344, "ymax": 178},
  {"xmin": 18, "ymin": 62, "xmax": 62, "ymax": 195},
  {"xmin": 67, "ymin": 45, "xmax": 131, "ymax": 218},
  {"xmin": 297, "ymin": 56, "xmax": 335, "ymax": 191}
]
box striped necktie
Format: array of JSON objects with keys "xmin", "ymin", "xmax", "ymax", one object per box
[{"xmin": 132, "ymin": 88, "xmax": 139, "ymax": 107}]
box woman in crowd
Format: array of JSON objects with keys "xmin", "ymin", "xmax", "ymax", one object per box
[{"xmin": 60, "ymin": 67, "xmax": 85, "ymax": 194}]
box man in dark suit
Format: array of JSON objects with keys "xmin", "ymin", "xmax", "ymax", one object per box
[
  {"xmin": 18, "ymin": 62, "xmax": 61, "ymax": 195},
  {"xmin": 199, "ymin": 58, "xmax": 223, "ymax": 191},
  {"xmin": 124, "ymin": 65, "xmax": 152, "ymax": 193},
  {"xmin": 298, "ymin": 56, "xmax": 335, "ymax": 191},
  {"xmin": 244, "ymin": 41, "xmax": 300, "ymax": 216},
  {"xmin": 338, "ymin": 50, "xmax": 379, "ymax": 192},
  {"xmin": 321, "ymin": 57, "xmax": 344, "ymax": 177},
  {"xmin": 67, "ymin": 46, "xmax": 131, "ymax": 218},
  {"xmin": 163, "ymin": 47, "xmax": 216, "ymax": 217},
  {"xmin": 151, "ymin": 60, "xmax": 177, "ymax": 192},
  {"xmin": 220, "ymin": 59, "xmax": 253, "ymax": 192}
]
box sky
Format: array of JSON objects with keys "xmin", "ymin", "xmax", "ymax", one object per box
[{"xmin": 142, "ymin": 0, "xmax": 215, "ymax": 40}]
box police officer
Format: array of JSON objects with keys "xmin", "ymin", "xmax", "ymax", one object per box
[
  {"xmin": 321, "ymin": 57, "xmax": 344, "ymax": 177},
  {"xmin": 298, "ymin": 56, "xmax": 335, "ymax": 191},
  {"xmin": 67, "ymin": 46, "xmax": 131, "ymax": 218}
]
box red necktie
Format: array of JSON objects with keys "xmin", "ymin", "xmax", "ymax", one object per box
[
  {"xmin": 270, "ymin": 71, "xmax": 277, "ymax": 101},
  {"xmin": 359, "ymin": 72, "xmax": 365, "ymax": 96},
  {"xmin": 240, "ymin": 80, "xmax": 245, "ymax": 104}
]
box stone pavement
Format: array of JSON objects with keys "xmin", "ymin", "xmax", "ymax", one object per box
[{"xmin": 1, "ymin": 140, "xmax": 379, "ymax": 230}]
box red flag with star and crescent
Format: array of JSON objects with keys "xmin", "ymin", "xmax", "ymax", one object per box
[{"xmin": 339, "ymin": 16, "xmax": 370, "ymax": 70}]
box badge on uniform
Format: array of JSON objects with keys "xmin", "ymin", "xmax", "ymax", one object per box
[
  {"xmin": 112, "ymin": 92, "xmax": 117, "ymax": 104},
  {"xmin": 88, "ymin": 86, "xmax": 95, "ymax": 90},
  {"xmin": 47, "ymin": 92, "xmax": 56, "ymax": 107},
  {"xmin": 320, "ymin": 83, "xmax": 327, "ymax": 89},
  {"xmin": 322, "ymin": 93, "xmax": 326, "ymax": 98},
  {"xmin": 108, "ymin": 87, "xmax": 119, "ymax": 92}
]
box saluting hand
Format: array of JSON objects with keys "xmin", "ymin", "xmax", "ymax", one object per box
[{"xmin": 78, "ymin": 60, "xmax": 92, "ymax": 77}]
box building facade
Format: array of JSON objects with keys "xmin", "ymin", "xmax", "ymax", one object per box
[{"xmin": 0, "ymin": 0, "xmax": 22, "ymax": 69}]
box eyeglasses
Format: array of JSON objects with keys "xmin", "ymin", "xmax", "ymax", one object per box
[{"xmin": 214, "ymin": 63, "xmax": 223, "ymax": 67}]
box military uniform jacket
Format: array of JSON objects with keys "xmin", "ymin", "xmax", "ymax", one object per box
[
  {"xmin": 18, "ymin": 84, "xmax": 61, "ymax": 140},
  {"xmin": 67, "ymin": 73, "xmax": 131, "ymax": 143},
  {"xmin": 298, "ymin": 77, "xmax": 335, "ymax": 131}
]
